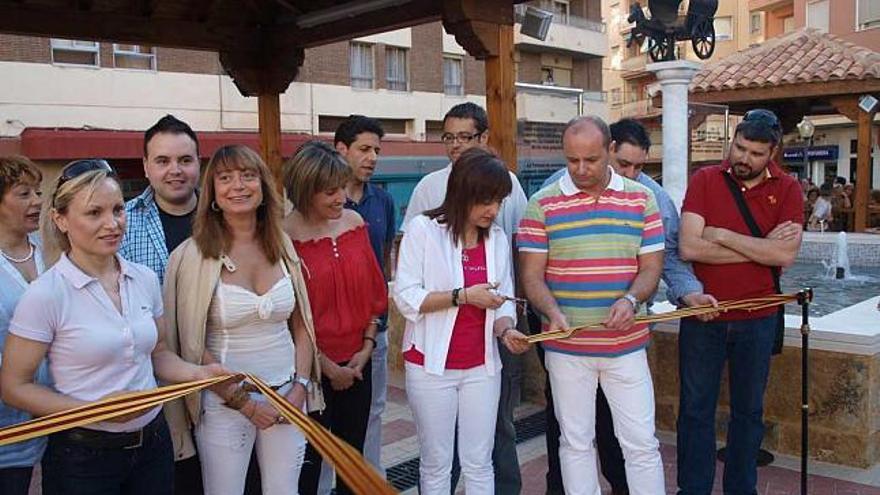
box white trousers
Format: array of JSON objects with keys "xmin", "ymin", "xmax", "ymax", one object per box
[
  {"xmin": 405, "ymin": 362, "xmax": 501, "ymax": 495},
  {"xmin": 196, "ymin": 386, "xmax": 307, "ymax": 495},
  {"xmin": 545, "ymin": 350, "xmax": 664, "ymax": 495}
]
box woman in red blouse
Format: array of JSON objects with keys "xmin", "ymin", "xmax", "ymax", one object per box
[{"xmin": 281, "ymin": 140, "xmax": 387, "ymax": 495}]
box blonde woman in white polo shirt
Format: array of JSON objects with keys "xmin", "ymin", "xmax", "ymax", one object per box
[
  {"xmin": 394, "ymin": 148, "xmax": 530, "ymax": 495},
  {"xmin": 0, "ymin": 160, "xmax": 228, "ymax": 495}
]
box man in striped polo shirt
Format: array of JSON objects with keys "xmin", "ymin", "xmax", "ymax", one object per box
[{"xmin": 519, "ymin": 116, "xmax": 665, "ymax": 495}]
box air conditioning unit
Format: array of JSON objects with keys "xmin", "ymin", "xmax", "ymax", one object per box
[{"xmin": 520, "ymin": 6, "xmax": 553, "ymax": 41}]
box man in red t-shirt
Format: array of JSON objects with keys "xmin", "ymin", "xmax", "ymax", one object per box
[{"xmin": 677, "ymin": 109, "xmax": 804, "ymax": 495}]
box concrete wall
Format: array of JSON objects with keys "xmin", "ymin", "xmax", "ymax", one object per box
[{"xmin": 793, "ymin": 0, "xmax": 880, "ymax": 50}]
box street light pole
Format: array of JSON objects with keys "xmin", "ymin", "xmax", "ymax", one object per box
[{"xmin": 798, "ymin": 117, "xmax": 816, "ymax": 183}]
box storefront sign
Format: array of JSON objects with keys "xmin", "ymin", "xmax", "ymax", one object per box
[{"xmin": 783, "ymin": 145, "xmax": 839, "ymax": 162}]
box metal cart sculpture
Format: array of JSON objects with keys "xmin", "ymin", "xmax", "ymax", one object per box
[{"xmin": 627, "ymin": 0, "xmax": 719, "ymax": 62}]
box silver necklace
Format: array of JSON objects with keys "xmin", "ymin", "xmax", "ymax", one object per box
[{"xmin": 0, "ymin": 243, "xmax": 34, "ymax": 264}]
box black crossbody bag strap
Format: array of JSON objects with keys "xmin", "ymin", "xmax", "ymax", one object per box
[{"xmin": 721, "ymin": 172, "xmax": 785, "ymax": 355}]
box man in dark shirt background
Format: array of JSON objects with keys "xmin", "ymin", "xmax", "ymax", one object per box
[{"xmin": 334, "ymin": 115, "xmax": 396, "ymax": 486}]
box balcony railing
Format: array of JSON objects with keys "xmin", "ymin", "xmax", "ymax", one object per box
[
  {"xmin": 516, "ymin": 82, "xmax": 606, "ymax": 99},
  {"xmin": 516, "ymin": 82, "xmax": 609, "ymax": 121},
  {"xmin": 620, "ymin": 53, "xmax": 650, "ymax": 74},
  {"xmin": 620, "ymin": 98, "xmax": 660, "ymax": 118}
]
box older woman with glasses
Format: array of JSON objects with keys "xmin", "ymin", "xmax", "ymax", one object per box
[
  {"xmin": 1, "ymin": 159, "xmax": 227, "ymax": 495},
  {"xmin": 394, "ymin": 148, "xmax": 529, "ymax": 495},
  {"xmin": 281, "ymin": 141, "xmax": 387, "ymax": 495},
  {"xmin": 0, "ymin": 156, "xmax": 50, "ymax": 495}
]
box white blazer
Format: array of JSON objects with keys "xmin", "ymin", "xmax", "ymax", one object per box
[{"xmin": 393, "ymin": 215, "xmax": 516, "ymax": 377}]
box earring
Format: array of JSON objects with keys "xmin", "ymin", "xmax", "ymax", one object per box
[{"xmin": 211, "ymin": 201, "xmax": 220, "ymax": 212}]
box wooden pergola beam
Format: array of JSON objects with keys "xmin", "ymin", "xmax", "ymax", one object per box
[
  {"xmin": 0, "ymin": 3, "xmax": 225, "ymax": 50},
  {"xmin": 0, "ymin": 0, "xmax": 526, "ymax": 185},
  {"xmin": 273, "ymin": 0, "xmax": 439, "ymax": 49},
  {"xmin": 258, "ymin": 94, "xmax": 284, "ymax": 190},
  {"xmin": 690, "ymin": 80, "xmax": 880, "ymax": 106},
  {"xmin": 830, "ymin": 95, "xmax": 877, "ymax": 232},
  {"xmin": 854, "ymin": 108, "xmax": 875, "ymax": 232},
  {"xmin": 484, "ymin": 23, "xmax": 517, "ymax": 171}
]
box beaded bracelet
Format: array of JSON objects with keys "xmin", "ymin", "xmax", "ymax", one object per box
[{"xmin": 224, "ymin": 386, "xmax": 250, "ymax": 410}]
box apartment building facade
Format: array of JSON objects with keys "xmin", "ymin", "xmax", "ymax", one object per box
[
  {"xmin": 0, "ymin": 0, "xmax": 607, "ymax": 206},
  {"xmin": 750, "ymin": 0, "xmax": 879, "ymax": 186}
]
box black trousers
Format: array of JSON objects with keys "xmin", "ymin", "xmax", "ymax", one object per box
[
  {"xmin": 0, "ymin": 466, "xmax": 33, "ymax": 495},
  {"xmin": 528, "ymin": 308, "xmax": 629, "ymax": 495},
  {"xmin": 299, "ymin": 359, "xmax": 372, "ymax": 495}
]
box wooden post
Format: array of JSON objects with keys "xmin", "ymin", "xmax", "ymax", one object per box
[
  {"xmin": 258, "ymin": 93, "xmax": 283, "ymax": 191},
  {"xmin": 854, "ymin": 108, "xmax": 875, "ymax": 232},
  {"xmin": 484, "ymin": 23, "xmax": 517, "ymax": 172}
]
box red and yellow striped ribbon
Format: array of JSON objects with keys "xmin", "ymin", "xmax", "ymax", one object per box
[
  {"xmin": 0, "ymin": 374, "xmax": 397, "ymax": 495},
  {"xmin": 524, "ymin": 293, "xmax": 800, "ymax": 344},
  {"xmin": 246, "ymin": 374, "xmax": 396, "ymax": 494},
  {"xmin": 0, "ymin": 375, "xmax": 229, "ymax": 446}
]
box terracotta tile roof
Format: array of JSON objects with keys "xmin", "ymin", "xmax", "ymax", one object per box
[{"xmin": 690, "ymin": 28, "xmax": 880, "ymax": 94}]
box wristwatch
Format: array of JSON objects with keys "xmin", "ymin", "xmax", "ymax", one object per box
[
  {"xmin": 622, "ymin": 293, "xmax": 641, "ymax": 313},
  {"xmin": 294, "ymin": 376, "xmax": 312, "ymax": 392}
]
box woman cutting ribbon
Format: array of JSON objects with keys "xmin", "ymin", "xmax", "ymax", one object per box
[{"xmin": 393, "ymin": 148, "xmax": 529, "ymax": 495}]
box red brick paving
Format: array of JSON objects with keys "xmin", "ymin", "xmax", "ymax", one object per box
[
  {"xmin": 382, "ymin": 418, "xmax": 418, "ymax": 445},
  {"xmin": 518, "ymin": 443, "xmax": 880, "ymax": 495}
]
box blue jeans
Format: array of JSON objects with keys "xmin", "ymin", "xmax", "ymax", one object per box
[
  {"xmin": 42, "ymin": 415, "xmax": 174, "ymax": 495},
  {"xmin": 676, "ymin": 315, "xmax": 777, "ymax": 495}
]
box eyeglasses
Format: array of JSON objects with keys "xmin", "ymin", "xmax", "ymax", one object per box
[
  {"xmin": 440, "ymin": 132, "xmax": 483, "ymax": 145},
  {"xmin": 743, "ymin": 109, "xmax": 782, "ymax": 135},
  {"xmin": 57, "ymin": 159, "xmax": 116, "ymax": 189}
]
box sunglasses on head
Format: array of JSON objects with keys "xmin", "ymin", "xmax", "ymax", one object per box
[
  {"xmin": 57, "ymin": 159, "xmax": 116, "ymax": 189},
  {"xmin": 743, "ymin": 109, "xmax": 781, "ymax": 133}
]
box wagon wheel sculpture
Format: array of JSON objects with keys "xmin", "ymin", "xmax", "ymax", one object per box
[{"xmin": 690, "ymin": 17, "xmax": 716, "ymax": 59}]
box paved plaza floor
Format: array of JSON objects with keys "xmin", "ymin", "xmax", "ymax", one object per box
[
  {"xmin": 379, "ymin": 370, "xmax": 880, "ymax": 495},
  {"xmin": 23, "ymin": 369, "xmax": 880, "ymax": 494}
]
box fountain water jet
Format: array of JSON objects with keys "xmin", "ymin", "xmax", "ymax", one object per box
[{"xmin": 822, "ymin": 232, "xmax": 850, "ymax": 280}]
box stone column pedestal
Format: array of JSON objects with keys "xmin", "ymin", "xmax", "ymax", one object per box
[{"xmin": 646, "ymin": 60, "xmax": 702, "ymax": 211}]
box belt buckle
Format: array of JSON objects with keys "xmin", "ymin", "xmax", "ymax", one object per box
[{"xmin": 123, "ymin": 429, "xmax": 144, "ymax": 450}]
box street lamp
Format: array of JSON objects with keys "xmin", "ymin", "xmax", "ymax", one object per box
[{"xmin": 797, "ymin": 117, "xmax": 815, "ymax": 183}]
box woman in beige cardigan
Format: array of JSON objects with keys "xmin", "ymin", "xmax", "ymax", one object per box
[{"xmin": 163, "ymin": 145, "xmax": 323, "ymax": 495}]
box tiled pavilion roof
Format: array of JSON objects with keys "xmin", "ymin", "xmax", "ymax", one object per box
[{"xmin": 690, "ymin": 28, "xmax": 880, "ymax": 96}]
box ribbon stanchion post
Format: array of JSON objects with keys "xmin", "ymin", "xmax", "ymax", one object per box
[{"xmin": 797, "ymin": 288, "xmax": 814, "ymax": 495}]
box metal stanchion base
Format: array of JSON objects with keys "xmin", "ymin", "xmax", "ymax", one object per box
[{"xmin": 716, "ymin": 447, "xmax": 775, "ymax": 467}]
